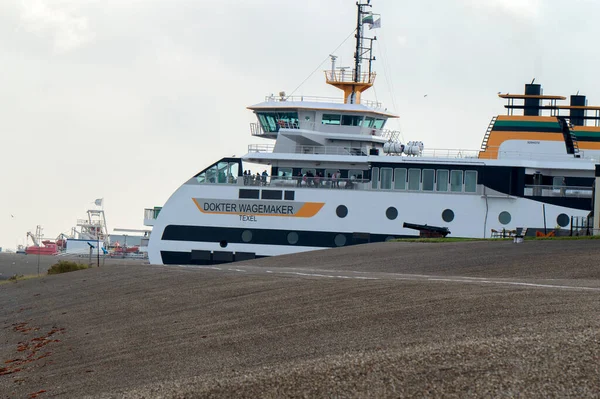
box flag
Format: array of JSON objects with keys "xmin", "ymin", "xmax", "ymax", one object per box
[
  {"xmin": 95, "ymin": 198, "xmax": 103, "ymax": 206},
  {"xmin": 369, "ymin": 17, "xmax": 381, "ymax": 30},
  {"xmin": 362, "ymin": 13, "xmax": 374, "ymax": 24}
]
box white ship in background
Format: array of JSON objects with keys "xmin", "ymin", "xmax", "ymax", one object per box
[{"xmin": 145, "ymin": 1, "xmax": 600, "ymax": 265}]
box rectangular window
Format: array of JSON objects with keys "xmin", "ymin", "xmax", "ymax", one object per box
[
  {"xmin": 261, "ymin": 190, "xmax": 282, "ymax": 200},
  {"xmin": 451, "ymin": 170, "xmax": 463, "ymax": 192},
  {"xmin": 422, "ymin": 169, "xmax": 435, "ymax": 191},
  {"xmin": 465, "ymin": 171, "xmax": 477, "ymax": 193},
  {"xmin": 239, "ymin": 189, "xmax": 260, "ymax": 199},
  {"xmin": 381, "ymin": 168, "xmax": 393, "ymax": 190},
  {"xmin": 258, "ymin": 112, "xmax": 298, "ymax": 132},
  {"xmin": 373, "ymin": 119, "xmax": 386, "ymax": 129},
  {"xmin": 284, "ymin": 191, "xmax": 295, "ymax": 200},
  {"xmin": 322, "ymin": 114, "xmax": 341, "ymax": 125},
  {"xmin": 553, "ymin": 176, "xmax": 564, "ymax": 189},
  {"xmin": 408, "ymin": 169, "xmax": 421, "ymax": 191},
  {"xmin": 364, "ymin": 117, "xmax": 375, "ymax": 128},
  {"xmin": 394, "ymin": 168, "xmax": 407, "ymax": 190},
  {"xmin": 278, "ymin": 168, "xmax": 292, "ymax": 178},
  {"xmin": 349, "ymin": 169, "xmax": 365, "ymax": 181},
  {"xmin": 371, "ymin": 167, "xmax": 379, "ymax": 189},
  {"xmin": 436, "ymin": 170, "xmax": 449, "ymax": 192},
  {"xmin": 206, "ymin": 165, "xmax": 217, "ymax": 184},
  {"xmin": 341, "ymin": 115, "xmax": 363, "ymax": 126}
]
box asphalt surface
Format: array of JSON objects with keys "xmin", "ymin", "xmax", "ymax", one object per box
[{"xmin": 1, "ymin": 240, "xmax": 600, "ymax": 398}]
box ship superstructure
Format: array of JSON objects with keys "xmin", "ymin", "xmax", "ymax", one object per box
[{"xmin": 145, "ymin": 1, "xmax": 600, "ymax": 265}]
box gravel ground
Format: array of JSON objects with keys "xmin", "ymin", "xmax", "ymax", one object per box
[{"xmin": 1, "ymin": 240, "xmax": 599, "ymax": 398}]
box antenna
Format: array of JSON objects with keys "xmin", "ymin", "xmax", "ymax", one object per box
[
  {"xmin": 329, "ymin": 55, "xmax": 337, "ymax": 75},
  {"xmin": 531, "ymin": 78, "xmax": 536, "ymax": 84}
]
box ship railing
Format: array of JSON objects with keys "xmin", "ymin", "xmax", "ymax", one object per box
[
  {"xmin": 247, "ymin": 144, "xmax": 275, "ymax": 153},
  {"xmin": 479, "ymin": 148, "xmax": 600, "ymax": 162},
  {"xmin": 525, "ymin": 185, "xmax": 593, "ymax": 198},
  {"xmin": 418, "ymin": 148, "xmax": 481, "ymax": 159},
  {"xmin": 247, "ymin": 144, "xmax": 369, "ymax": 156},
  {"xmin": 524, "ymin": 185, "xmax": 593, "ymax": 198},
  {"xmin": 265, "ymin": 95, "xmax": 344, "ymax": 104},
  {"xmin": 76, "ymin": 219, "xmax": 103, "ymax": 226},
  {"xmin": 250, "ymin": 121, "xmax": 317, "ymax": 136},
  {"xmin": 258, "ymin": 176, "xmax": 370, "ymax": 190},
  {"xmin": 263, "ymin": 95, "xmax": 384, "ymax": 110},
  {"xmin": 324, "ymin": 70, "xmax": 376, "ymax": 84}
]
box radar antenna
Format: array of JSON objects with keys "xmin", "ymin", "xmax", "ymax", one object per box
[{"xmin": 325, "ymin": 1, "xmax": 378, "ymax": 104}]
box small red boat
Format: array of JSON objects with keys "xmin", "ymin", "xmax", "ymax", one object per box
[{"xmin": 25, "ymin": 241, "xmax": 59, "ymax": 256}]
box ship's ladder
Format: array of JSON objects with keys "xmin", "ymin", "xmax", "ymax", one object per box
[
  {"xmin": 568, "ymin": 120, "xmax": 581, "ymax": 155},
  {"xmin": 480, "ymin": 116, "xmax": 498, "ymax": 151},
  {"xmin": 558, "ymin": 117, "xmax": 580, "ymax": 156}
]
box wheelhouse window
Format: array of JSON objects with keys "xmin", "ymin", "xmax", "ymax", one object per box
[
  {"xmin": 408, "ymin": 169, "xmax": 421, "ymax": 191},
  {"xmin": 373, "ymin": 119, "xmax": 386, "ymax": 129},
  {"xmin": 258, "ymin": 112, "xmax": 298, "ymax": 132},
  {"xmin": 450, "ymin": 170, "xmax": 463, "ymax": 192},
  {"xmin": 371, "ymin": 167, "xmax": 379, "ymax": 189},
  {"xmin": 465, "ymin": 171, "xmax": 477, "ymax": 193},
  {"xmin": 363, "ymin": 117, "xmax": 375, "ymax": 127},
  {"xmin": 381, "ymin": 168, "xmax": 393, "ymax": 190},
  {"xmin": 341, "ymin": 115, "xmax": 363, "ymax": 126},
  {"xmin": 422, "ymin": 169, "xmax": 435, "ymax": 191},
  {"xmin": 196, "ymin": 162, "xmax": 238, "ymax": 184},
  {"xmin": 322, "ymin": 114, "xmax": 341, "ymax": 125},
  {"xmin": 394, "ymin": 168, "xmax": 407, "ymax": 190},
  {"xmin": 436, "ymin": 170, "xmax": 449, "ymax": 192}
]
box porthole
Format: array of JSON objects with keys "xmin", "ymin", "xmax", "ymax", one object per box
[
  {"xmin": 241, "ymin": 230, "xmax": 253, "ymax": 243},
  {"xmin": 219, "ymin": 240, "xmax": 228, "ymax": 248},
  {"xmin": 442, "ymin": 209, "xmax": 455, "ymax": 223},
  {"xmin": 287, "ymin": 232, "xmax": 299, "ymax": 245},
  {"xmin": 386, "ymin": 207, "xmax": 398, "ymax": 220},
  {"xmin": 334, "ymin": 234, "xmax": 347, "ymax": 247},
  {"xmin": 336, "ymin": 205, "xmax": 348, "ymax": 218},
  {"xmin": 498, "ymin": 211, "xmax": 511, "ymax": 225},
  {"xmin": 557, "ymin": 214, "xmax": 570, "ymax": 228}
]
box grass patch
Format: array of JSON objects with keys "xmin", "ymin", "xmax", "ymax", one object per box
[
  {"xmin": 393, "ymin": 235, "xmax": 600, "ymax": 243},
  {"xmin": 392, "ymin": 237, "xmax": 492, "ymax": 243},
  {"xmin": 47, "ymin": 260, "xmax": 89, "ymax": 275},
  {"xmin": 0, "ymin": 274, "xmax": 42, "ymax": 285},
  {"xmin": 526, "ymin": 235, "xmax": 600, "ymax": 241}
]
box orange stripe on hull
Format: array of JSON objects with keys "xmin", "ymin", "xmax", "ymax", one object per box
[
  {"xmin": 480, "ymin": 132, "xmax": 564, "ymax": 159},
  {"xmin": 496, "ymin": 115, "xmax": 558, "ymax": 122}
]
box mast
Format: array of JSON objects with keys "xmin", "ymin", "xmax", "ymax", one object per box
[{"xmin": 325, "ymin": 0, "xmax": 377, "ymax": 104}]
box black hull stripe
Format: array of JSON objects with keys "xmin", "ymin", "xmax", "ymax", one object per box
[
  {"xmin": 161, "ymin": 251, "xmax": 267, "ymax": 265},
  {"xmin": 162, "ymin": 225, "xmax": 413, "ymax": 248},
  {"xmin": 493, "ymin": 126, "xmax": 562, "ymax": 133},
  {"xmin": 574, "ymin": 136, "xmax": 600, "ymax": 143}
]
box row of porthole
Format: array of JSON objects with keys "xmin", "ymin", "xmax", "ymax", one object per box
[
  {"xmin": 336, "ymin": 205, "xmax": 571, "ymax": 227},
  {"xmin": 240, "ymin": 229, "xmax": 348, "ymax": 247}
]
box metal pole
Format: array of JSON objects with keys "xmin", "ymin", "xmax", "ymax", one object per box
[{"xmin": 543, "ymin": 204, "xmax": 547, "ymax": 234}]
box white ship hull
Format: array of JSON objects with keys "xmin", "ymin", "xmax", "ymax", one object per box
[{"xmin": 148, "ymin": 181, "xmax": 591, "ymax": 265}]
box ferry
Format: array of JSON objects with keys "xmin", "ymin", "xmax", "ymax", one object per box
[{"xmin": 146, "ymin": 1, "xmax": 600, "ymax": 265}]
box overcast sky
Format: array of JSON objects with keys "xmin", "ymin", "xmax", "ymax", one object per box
[{"xmin": 1, "ymin": 0, "xmax": 599, "ymax": 249}]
